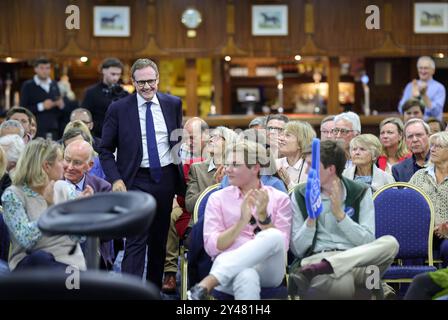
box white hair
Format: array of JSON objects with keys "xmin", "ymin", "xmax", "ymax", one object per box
[
  {"xmin": 334, "ymin": 111, "xmax": 361, "ymax": 133},
  {"xmin": 0, "ymin": 119, "xmax": 24, "ymax": 138},
  {"xmin": 0, "ymin": 134, "xmax": 25, "ymax": 164},
  {"xmin": 417, "ymin": 56, "xmax": 435, "ymax": 70}
]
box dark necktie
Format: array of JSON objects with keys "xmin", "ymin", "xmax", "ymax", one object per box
[{"xmin": 145, "ymin": 101, "xmax": 162, "ymax": 182}]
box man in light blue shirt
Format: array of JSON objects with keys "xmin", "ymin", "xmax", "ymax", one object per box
[
  {"xmin": 289, "ymin": 140, "xmax": 399, "ymax": 299},
  {"xmin": 398, "ymin": 56, "xmax": 446, "ymax": 122}
]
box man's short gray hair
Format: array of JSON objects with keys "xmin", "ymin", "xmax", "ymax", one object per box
[
  {"xmin": 417, "ymin": 56, "xmax": 435, "ymax": 70},
  {"xmin": 0, "ymin": 120, "xmax": 25, "ymax": 137},
  {"xmin": 0, "ymin": 134, "xmax": 25, "ymax": 164},
  {"xmin": 334, "ymin": 111, "xmax": 361, "ymax": 133},
  {"xmin": 404, "ymin": 118, "xmax": 431, "ymax": 135}
]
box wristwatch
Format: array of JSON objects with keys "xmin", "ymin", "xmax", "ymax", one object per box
[{"xmin": 258, "ymin": 215, "xmax": 272, "ymax": 225}]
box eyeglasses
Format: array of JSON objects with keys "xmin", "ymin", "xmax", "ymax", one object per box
[
  {"xmin": 134, "ymin": 79, "xmax": 158, "ymax": 88},
  {"xmin": 430, "ymin": 144, "xmax": 446, "ymax": 151},
  {"xmin": 320, "ymin": 130, "xmax": 333, "ymax": 136},
  {"xmin": 331, "ymin": 128, "xmax": 354, "ymax": 136},
  {"xmin": 209, "ymin": 134, "xmax": 224, "ymax": 141},
  {"xmin": 267, "ymin": 126, "xmax": 285, "ymax": 133}
]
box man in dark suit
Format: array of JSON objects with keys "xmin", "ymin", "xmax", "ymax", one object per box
[
  {"xmin": 20, "ymin": 58, "xmax": 65, "ymax": 140},
  {"xmin": 82, "ymin": 58, "xmax": 127, "ymax": 138},
  {"xmin": 392, "ymin": 118, "xmax": 430, "ymax": 182},
  {"xmin": 100, "ymin": 58, "xmax": 185, "ymax": 289}
]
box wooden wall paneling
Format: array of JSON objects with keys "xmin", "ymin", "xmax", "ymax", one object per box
[
  {"xmin": 313, "ymin": 0, "xmax": 387, "ymax": 55},
  {"xmin": 185, "ymin": 58, "xmax": 198, "ymax": 116},
  {"xmin": 234, "ymin": 0, "xmax": 306, "ymax": 57},
  {"xmin": 75, "ymin": 0, "xmax": 148, "ymax": 59},
  {"xmin": 5, "ymin": 0, "xmax": 68, "ymax": 57},
  {"xmin": 327, "ymin": 56, "xmax": 340, "ymax": 114},
  {"xmin": 212, "ymin": 57, "xmax": 224, "ymax": 114},
  {"xmin": 155, "ymin": 0, "xmax": 227, "ymax": 56},
  {"xmin": 0, "ymin": 0, "xmax": 7, "ymax": 55},
  {"xmin": 391, "ymin": 0, "xmax": 448, "ymax": 55},
  {"xmin": 365, "ymin": 57, "xmax": 412, "ymax": 113}
]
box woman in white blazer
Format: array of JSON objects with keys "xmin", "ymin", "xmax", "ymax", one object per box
[{"xmin": 343, "ymin": 134, "xmax": 395, "ymax": 192}]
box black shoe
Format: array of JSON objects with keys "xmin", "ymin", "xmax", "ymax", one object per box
[
  {"xmin": 187, "ymin": 285, "xmax": 208, "ymax": 300},
  {"xmin": 290, "ymin": 269, "xmax": 311, "ymax": 297}
]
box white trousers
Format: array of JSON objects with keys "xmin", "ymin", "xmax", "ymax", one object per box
[
  {"xmin": 300, "ymin": 235, "xmax": 399, "ymax": 299},
  {"xmin": 210, "ymin": 228, "xmax": 286, "ymax": 300}
]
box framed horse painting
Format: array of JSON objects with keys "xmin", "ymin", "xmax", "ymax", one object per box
[
  {"xmin": 414, "ymin": 3, "xmax": 448, "ymax": 33},
  {"xmin": 252, "ymin": 5, "xmax": 288, "ymax": 36},
  {"xmin": 93, "ymin": 6, "xmax": 130, "ymax": 37}
]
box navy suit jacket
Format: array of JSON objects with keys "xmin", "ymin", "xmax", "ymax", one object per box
[
  {"xmin": 99, "ymin": 92, "xmax": 185, "ymax": 195},
  {"xmin": 84, "ymin": 173, "xmax": 112, "ymax": 193},
  {"xmin": 391, "ymin": 157, "xmax": 418, "ymax": 182}
]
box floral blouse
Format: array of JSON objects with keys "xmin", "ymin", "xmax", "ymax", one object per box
[{"xmin": 1, "ymin": 183, "xmax": 77, "ymax": 249}]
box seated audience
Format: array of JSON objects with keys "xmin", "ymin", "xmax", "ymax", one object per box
[
  {"xmin": 6, "ymin": 107, "xmax": 34, "ymax": 143},
  {"xmin": 276, "ymin": 121, "xmax": 316, "ymax": 189},
  {"xmin": 405, "ymin": 269, "xmax": 448, "ymax": 300},
  {"xmin": 63, "ymin": 139, "xmax": 111, "ymax": 269},
  {"xmin": 248, "ymin": 116, "xmax": 266, "ymax": 130},
  {"xmin": 63, "ymin": 140, "xmax": 111, "ymax": 194},
  {"xmin": 320, "ymin": 115, "xmax": 335, "ymax": 141},
  {"xmin": 1, "ymin": 138, "xmax": 88, "ymax": 271},
  {"xmin": 188, "ymin": 140, "xmax": 292, "ymax": 300},
  {"xmin": 185, "ymin": 126, "xmax": 238, "ymax": 214},
  {"xmin": 0, "ymin": 120, "xmax": 24, "ymax": 138},
  {"xmin": 0, "ymin": 135, "xmax": 25, "ymax": 202},
  {"xmin": 392, "ymin": 119, "xmax": 430, "ymax": 182},
  {"xmin": 426, "ymin": 117, "xmax": 446, "ymax": 135},
  {"xmin": 266, "ymin": 114, "xmax": 289, "ymax": 159},
  {"xmin": 402, "ymin": 98, "xmax": 425, "ymax": 123},
  {"xmin": 378, "ymin": 117, "xmax": 410, "ymax": 174},
  {"xmin": 343, "ymin": 134, "xmax": 395, "ymax": 192},
  {"xmin": 409, "ymin": 131, "xmax": 448, "ymax": 267},
  {"xmin": 61, "ymin": 127, "xmax": 105, "ymax": 180},
  {"xmin": 221, "ymin": 129, "xmax": 287, "ymax": 193},
  {"xmin": 290, "ymin": 140, "xmax": 399, "ymax": 299},
  {"xmin": 29, "ymin": 115, "xmax": 37, "ymax": 140},
  {"xmin": 70, "ymin": 108, "xmax": 102, "ymax": 153},
  {"xmin": 332, "ymin": 112, "xmax": 361, "ymax": 165},
  {"xmin": 162, "ymin": 117, "xmax": 210, "ymax": 293}
]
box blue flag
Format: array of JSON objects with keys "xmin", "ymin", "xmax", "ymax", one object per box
[{"xmin": 305, "ymin": 138, "xmax": 322, "ymax": 220}]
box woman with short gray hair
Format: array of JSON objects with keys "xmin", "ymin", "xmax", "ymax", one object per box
[{"xmin": 343, "ymin": 134, "xmax": 395, "ymax": 192}]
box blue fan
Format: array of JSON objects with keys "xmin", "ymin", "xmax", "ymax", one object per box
[{"xmin": 305, "ymin": 138, "xmax": 322, "ymax": 219}]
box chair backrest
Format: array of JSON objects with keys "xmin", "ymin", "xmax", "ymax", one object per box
[
  {"xmin": 193, "ymin": 184, "xmax": 220, "ymax": 224},
  {"xmin": 188, "ymin": 184, "xmax": 220, "ymax": 286},
  {"xmin": 373, "ymin": 182, "xmax": 435, "ymax": 263},
  {"xmin": 0, "ymin": 269, "xmax": 160, "ymax": 299}
]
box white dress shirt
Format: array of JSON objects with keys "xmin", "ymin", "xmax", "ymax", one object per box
[
  {"xmin": 34, "ymin": 75, "xmax": 52, "ymax": 112},
  {"xmin": 137, "ymin": 93, "xmax": 173, "ymax": 168}
]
